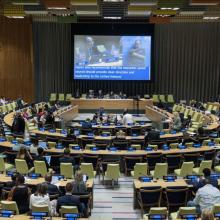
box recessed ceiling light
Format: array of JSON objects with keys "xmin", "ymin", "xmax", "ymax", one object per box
[
  {"xmin": 76, "ymin": 10, "xmax": 99, "ymax": 15},
  {"xmin": 6, "ymin": 16, "xmax": 25, "ymax": 18},
  {"xmin": 203, "ymin": 16, "xmax": 219, "ymax": 20},
  {"xmin": 47, "ymin": 7, "xmax": 67, "ymax": 10},
  {"xmin": 103, "ymin": 16, "xmax": 122, "ymax": 19},
  {"xmin": 103, "ymin": 0, "xmax": 124, "ymax": 2},
  {"xmin": 130, "ymin": 0, "xmax": 157, "ymax": 6},
  {"xmin": 161, "ymin": 7, "xmax": 180, "ymax": 10}
]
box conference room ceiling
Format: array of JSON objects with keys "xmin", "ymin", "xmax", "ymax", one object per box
[{"xmin": 0, "ymin": 0, "xmax": 219, "ymax": 23}]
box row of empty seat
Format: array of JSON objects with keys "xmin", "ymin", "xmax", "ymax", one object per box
[{"xmin": 49, "ymin": 93, "xmax": 72, "ymax": 103}]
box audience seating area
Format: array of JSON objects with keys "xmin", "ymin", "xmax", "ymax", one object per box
[{"xmin": 0, "ymin": 98, "xmax": 219, "ymax": 220}]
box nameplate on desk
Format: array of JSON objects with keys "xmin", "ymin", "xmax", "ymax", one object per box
[
  {"xmin": 162, "ymin": 145, "xmax": 170, "ymax": 150},
  {"xmin": 56, "ymin": 144, "xmax": 64, "ymax": 149},
  {"xmin": 24, "ymin": 140, "xmax": 32, "ymax": 146},
  {"xmin": 160, "ymin": 132, "xmax": 165, "ymax": 135},
  {"xmin": 87, "ymin": 133, "xmax": 94, "ymax": 137},
  {"xmin": 139, "ymin": 176, "xmax": 153, "ymax": 182},
  {"xmin": 0, "ymin": 210, "xmax": 14, "ymax": 217},
  {"xmin": 64, "ymin": 213, "xmax": 80, "ymax": 219},
  {"xmin": 108, "ymin": 147, "xmax": 117, "ymax": 152},
  {"xmin": 29, "ymin": 173, "xmax": 40, "ymax": 179},
  {"xmin": 185, "ymin": 175, "xmax": 200, "ymax": 184},
  {"xmin": 0, "ymin": 137, "xmax": 6, "ymax": 142},
  {"xmin": 170, "ymin": 130, "xmax": 177, "ymax": 134},
  {"xmin": 6, "ymin": 170, "xmax": 15, "ymax": 177},
  {"xmin": 210, "ymin": 174, "xmax": 220, "ymax": 180},
  {"xmin": 31, "ymin": 212, "xmax": 47, "ymax": 218},
  {"xmin": 91, "ymin": 147, "xmax": 98, "ymax": 151},
  {"xmin": 180, "ymin": 214, "xmax": 198, "ymax": 220},
  {"xmin": 193, "ymin": 143, "xmax": 201, "ymax": 148},
  {"xmin": 11, "ymin": 140, "xmax": 18, "ymax": 144},
  {"xmin": 72, "ymin": 146, "xmax": 81, "ymax": 150},
  {"xmin": 61, "ymin": 130, "xmax": 67, "ymax": 135},
  {"xmin": 127, "ymin": 123, "xmax": 134, "ymax": 126},
  {"xmin": 163, "ymin": 175, "xmax": 177, "ymax": 182},
  {"xmin": 127, "ymin": 147, "xmax": 136, "ymax": 152},
  {"xmin": 148, "ymin": 214, "xmax": 166, "ymax": 219},
  {"xmin": 145, "ymin": 147, "xmax": 153, "ymax": 151},
  {"xmin": 102, "ymin": 123, "xmax": 110, "ymax": 126},
  {"xmin": 101, "ymin": 133, "xmax": 110, "ymax": 137},
  {"xmin": 131, "ymin": 133, "xmax": 139, "ymax": 137},
  {"xmin": 38, "ymin": 127, "xmax": 45, "ymax": 131},
  {"xmin": 178, "ymin": 144, "xmax": 187, "ymax": 149},
  {"xmin": 208, "ymin": 141, "xmax": 215, "ymax": 146}
]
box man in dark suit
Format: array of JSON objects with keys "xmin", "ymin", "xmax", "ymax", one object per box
[
  {"xmin": 59, "ymin": 149, "xmax": 75, "ymax": 167},
  {"xmin": 44, "ymin": 174, "xmax": 61, "ymax": 196},
  {"xmin": 56, "ymin": 182, "xmax": 84, "ymax": 215}
]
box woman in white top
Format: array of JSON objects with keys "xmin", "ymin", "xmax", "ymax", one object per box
[{"xmin": 30, "ymin": 183, "xmax": 51, "ymax": 213}]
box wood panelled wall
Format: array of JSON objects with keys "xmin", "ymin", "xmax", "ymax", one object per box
[{"xmin": 0, "ymin": 16, "xmax": 34, "ymax": 102}]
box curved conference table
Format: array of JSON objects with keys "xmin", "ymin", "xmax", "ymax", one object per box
[
  {"xmin": 0, "ymin": 140, "xmax": 217, "ymax": 157},
  {"xmin": 4, "ymin": 104, "xmax": 79, "ymax": 128}
]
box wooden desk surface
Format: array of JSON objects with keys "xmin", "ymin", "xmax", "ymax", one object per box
[
  {"xmin": 134, "ymin": 179, "xmax": 188, "ymax": 189},
  {"xmin": 71, "ymin": 122, "xmax": 152, "ymax": 129},
  {"xmin": 0, "ymin": 141, "xmax": 214, "ymax": 156},
  {"xmin": 31, "ymin": 130, "xmax": 66, "ymax": 138},
  {"xmin": 77, "ymin": 132, "xmax": 183, "ymax": 140},
  {"xmin": 71, "ymin": 98, "xmax": 153, "ymax": 110},
  {"xmin": 0, "ymin": 174, "xmax": 93, "ymax": 188}
]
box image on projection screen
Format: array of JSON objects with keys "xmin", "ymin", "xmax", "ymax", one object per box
[{"xmin": 74, "ymin": 35, "xmax": 151, "ymax": 81}]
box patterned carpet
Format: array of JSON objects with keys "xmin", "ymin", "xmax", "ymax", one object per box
[{"xmin": 89, "ymin": 176, "xmax": 141, "ymax": 220}]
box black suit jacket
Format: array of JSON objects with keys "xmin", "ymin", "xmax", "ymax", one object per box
[
  {"xmin": 59, "ymin": 156, "xmax": 75, "ymax": 166},
  {"xmin": 45, "ymin": 182, "xmax": 61, "ymax": 195},
  {"xmin": 56, "ymin": 194, "xmax": 82, "ymax": 213}
]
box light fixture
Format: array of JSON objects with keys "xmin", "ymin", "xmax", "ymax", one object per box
[
  {"xmin": 76, "ymin": 10, "xmax": 99, "ymax": 15},
  {"xmin": 103, "ymin": 16, "xmax": 122, "ymax": 19},
  {"xmin": 103, "ymin": 0, "xmax": 124, "ymax": 2},
  {"xmin": 130, "ymin": 0, "xmax": 157, "ymax": 6},
  {"xmin": 47, "ymin": 7, "xmax": 67, "ymax": 10},
  {"xmin": 160, "ymin": 7, "xmax": 180, "ymax": 10},
  {"xmin": 203, "ymin": 16, "xmax": 219, "ymax": 20},
  {"xmin": 6, "ymin": 16, "xmax": 25, "ymax": 18}
]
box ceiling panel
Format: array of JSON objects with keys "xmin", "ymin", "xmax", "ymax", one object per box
[{"xmin": 0, "ymin": 0, "xmax": 219, "ymax": 23}]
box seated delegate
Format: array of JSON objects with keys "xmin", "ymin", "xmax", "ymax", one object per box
[
  {"xmin": 72, "ymin": 171, "xmax": 87, "ymax": 194},
  {"xmin": 8, "ymin": 174, "xmax": 30, "ymax": 214},
  {"xmin": 188, "ymin": 178, "xmax": 220, "ymax": 214},
  {"xmin": 56, "ymin": 182, "xmax": 85, "ymax": 216}
]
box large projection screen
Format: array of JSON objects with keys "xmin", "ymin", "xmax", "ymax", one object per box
[{"xmin": 74, "ymin": 35, "xmax": 152, "ymax": 81}]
